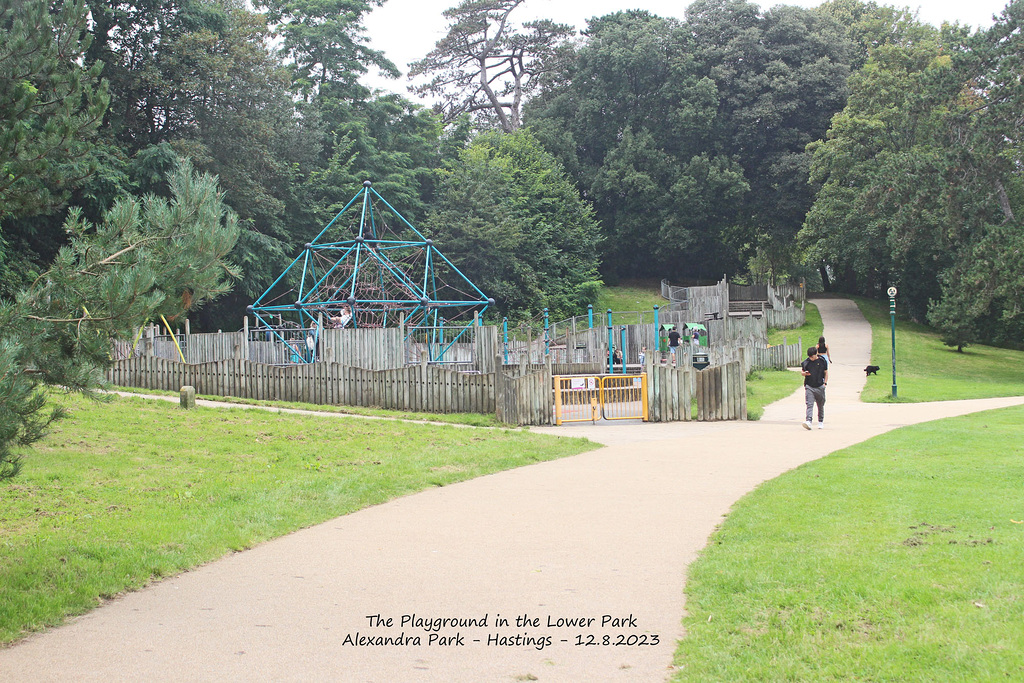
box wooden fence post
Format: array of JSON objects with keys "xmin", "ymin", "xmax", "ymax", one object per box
[
  {"xmin": 494, "ymin": 353, "xmax": 505, "ymax": 423},
  {"xmin": 242, "ymin": 317, "xmax": 250, "ymax": 361},
  {"xmin": 739, "ymin": 361, "xmax": 748, "ymax": 420}
]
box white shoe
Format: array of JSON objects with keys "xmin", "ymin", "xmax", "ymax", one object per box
[
  {"xmin": 818, "ymin": 423, "xmax": 824, "ymax": 430},
  {"xmin": 802, "ymin": 421, "xmax": 812, "ymax": 430}
]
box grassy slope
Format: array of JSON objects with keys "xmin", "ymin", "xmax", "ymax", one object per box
[
  {"xmin": 674, "ymin": 294, "xmax": 1024, "ymax": 679},
  {"xmin": 0, "ymin": 394, "xmax": 594, "ymax": 644},
  {"xmin": 596, "ymin": 281, "xmax": 666, "ymax": 312},
  {"xmin": 854, "ymin": 295, "xmax": 1024, "ymax": 402},
  {"xmin": 673, "ymin": 405, "xmax": 1024, "ymax": 681}
]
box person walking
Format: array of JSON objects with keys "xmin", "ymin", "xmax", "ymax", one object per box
[
  {"xmin": 667, "ymin": 326, "xmax": 681, "ymax": 366},
  {"xmin": 817, "ymin": 336, "xmax": 832, "ymax": 366},
  {"xmin": 801, "ymin": 346, "xmax": 828, "ymax": 429}
]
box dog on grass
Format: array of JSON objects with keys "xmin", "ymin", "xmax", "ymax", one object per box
[{"xmin": 864, "ymin": 365, "xmax": 880, "ymax": 376}]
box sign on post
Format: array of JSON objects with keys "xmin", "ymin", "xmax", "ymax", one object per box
[{"xmin": 888, "ymin": 286, "xmax": 898, "ymax": 398}]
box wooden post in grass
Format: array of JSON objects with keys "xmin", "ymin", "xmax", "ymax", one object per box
[{"xmin": 180, "ymin": 386, "xmax": 196, "ymax": 409}]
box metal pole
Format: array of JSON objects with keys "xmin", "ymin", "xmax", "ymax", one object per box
[
  {"xmin": 503, "ymin": 317, "xmax": 509, "ymax": 365},
  {"xmin": 890, "ymin": 295, "xmax": 898, "ymax": 398},
  {"xmin": 653, "ymin": 305, "xmax": 659, "ymax": 364},
  {"xmin": 620, "ymin": 327, "xmax": 627, "ymax": 374},
  {"xmin": 588, "ymin": 304, "xmax": 594, "ymax": 329},
  {"xmin": 607, "ymin": 309, "xmax": 614, "ymax": 375},
  {"xmin": 543, "ymin": 307, "xmax": 550, "ymax": 357}
]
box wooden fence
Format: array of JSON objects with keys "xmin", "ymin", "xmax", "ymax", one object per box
[
  {"xmin": 108, "ymin": 356, "xmax": 496, "ymax": 414},
  {"xmin": 696, "ymin": 361, "xmax": 746, "ymax": 421},
  {"xmin": 765, "ymin": 305, "xmax": 805, "ymax": 330},
  {"xmin": 122, "ymin": 323, "xmax": 500, "ymax": 372},
  {"xmin": 109, "ymin": 354, "xmax": 756, "ymax": 425},
  {"xmin": 125, "ymin": 280, "xmax": 804, "ymax": 376},
  {"xmin": 705, "ymin": 342, "xmax": 802, "ymax": 374},
  {"xmin": 495, "ymin": 367, "xmax": 553, "ymax": 426},
  {"xmin": 645, "ymin": 364, "xmax": 691, "ymax": 422},
  {"xmin": 729, "ymin": 282, "xmax": 769, "ymax": 301}
]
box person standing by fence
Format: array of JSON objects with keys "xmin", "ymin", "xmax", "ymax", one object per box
[
  {"xmin": 801, "ymin": 346, "xmax": 828, "ymax": 430},
  {"xmin": 667, "ymin": 326, "xmax": 681, "ymax": 366}
]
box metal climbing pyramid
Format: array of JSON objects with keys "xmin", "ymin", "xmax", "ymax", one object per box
[{"xmin": 248, "ymin": 181, "xmax": 492, "ymax": 362}]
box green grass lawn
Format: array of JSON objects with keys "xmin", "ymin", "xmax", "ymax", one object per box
[
  {"xmin": 743, "ymin": 368, "xmax": 800, "ymax": 421},
  {"xmin": 113, "ymin": 385, "xmax": 502, "ymax": 427},
  {"xmin": 854, "ymin": 296, "xmax": 1024, "ymax": 403},
  {"xmin": 673, "ymin": 404, "xmax": 1024, "ymax": 681},
  {"xmin": 597, "ymin": 281, "xmax": 666, "ymax": 312},
  {"xmin": 766, "ymin": 300, "xmax": 822, "ymax": 348},
  {"xmin": 0, "ymin": 393, "xmax": 594, "ymax": 644}
]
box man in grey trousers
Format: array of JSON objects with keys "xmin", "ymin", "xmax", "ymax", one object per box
[{"xmin": 800, "ymin": 346, "xmax": 828, "ymax": 430}]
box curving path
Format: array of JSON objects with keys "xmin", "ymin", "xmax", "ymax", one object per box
[{"xmin": 2, "ymin": 298, "xmax": 1022, "ymax": 682}]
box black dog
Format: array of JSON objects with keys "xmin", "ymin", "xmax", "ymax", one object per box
[{"xmin": 864, "ymin": 365, "xmax": 880, "ymax": 376}]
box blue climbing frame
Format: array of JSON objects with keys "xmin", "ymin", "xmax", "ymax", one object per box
[{"xmin": 249, "ymin": 181, "xmax": 493, "ymax": 364}]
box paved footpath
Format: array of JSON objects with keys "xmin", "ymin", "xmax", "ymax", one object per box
[{"xmin": 3, "ymin": 298, "xmax": 1022, "ymax": 682}]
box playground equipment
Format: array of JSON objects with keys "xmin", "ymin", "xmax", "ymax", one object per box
[{"xmin": 249, "ymin": 181, "xmax": 493, "ymax": 363}]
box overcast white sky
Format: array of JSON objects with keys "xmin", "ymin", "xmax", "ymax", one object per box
[{"xmin": 361, "ymin": 0, "xmax": 1012, "ymax": 95}]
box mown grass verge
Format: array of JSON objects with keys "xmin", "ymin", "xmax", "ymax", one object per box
[
  {"xmin": 112, "ymin": 385, "xmax": 502, "ymax": 427},
  {"xmin": 673, "ymin": 404, "xmax": 1024, "ymax": 681},
  {"xmin": 0, "ymin": 393, "xmax": 594, "ymax": 644},
  {"xmin": 853, "ymin": 296, "xmax": 1024, "ymax": 403}
]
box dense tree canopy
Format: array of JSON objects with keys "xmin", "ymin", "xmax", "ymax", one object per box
[
  {"xmin": 0, "ymin": 0, "xmax": 108, "ymax": 220},
  {"xmin": 526, "ymin": 2, "xmax": 855, "ymax": 283},
  {"xmin": 425, "ymin": 131, "xmax": 602, "ymax": 319},
  {"xmin": 801, "ymin": 1, "xmax": 1023, "ymax": 347},
  {"xmin": 3, "ymin": 0, "xmax": 1022, "ymax": 343},
  {"xmin": 526, "ymin": 11, "xmax": 741, "ymax": 280},
  {"xmin": 687, "ymin": 1, "xmax": 855, "ymax": 279}
]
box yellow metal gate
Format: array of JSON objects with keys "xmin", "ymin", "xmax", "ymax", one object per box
[{"xmin": 554, "ymin": 375, "xmax": 648, "ymax": 425}]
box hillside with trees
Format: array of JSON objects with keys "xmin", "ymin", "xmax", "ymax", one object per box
[{"xmin": 3, "ymin": 0, "xmax": 1022, "ymax": 337}]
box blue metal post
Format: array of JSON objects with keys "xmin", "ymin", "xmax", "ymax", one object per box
[
  {"xmin": 620, "ymin": 327, "xmax": 627, "ymax": 374},
  {"xmin": 607, "ymin": 308, "xmax": 613, "ymax": 374},
  {"xmin": 588, "ymin": 304, "xmax": 594, "ymax": 329},
  {"xmin": 653, "ymin": 305, "xmax": 660, "ymax": 365},
  {"xmin": 503, "ymin": 317, "xmax": 509, "ymax": 364},
  {"xmin": 543, "ymin": 308, "xmax": 550, "ymax": 357}
]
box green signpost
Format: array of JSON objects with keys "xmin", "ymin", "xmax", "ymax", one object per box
[{"xmin": 888, "ymin": 286, "xmax": 898, "ymax": 398}]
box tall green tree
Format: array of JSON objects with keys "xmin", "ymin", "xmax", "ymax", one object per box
[
  {"xmin": 527, "ymin": 10, "xmax": 748, "ymax": 280},
  {"xmin": 257, "ymin": 0, "xmax": 396, "ymax": 103},
  {"xmin": 305, "ymin": 95, "xmax": 449, "ymax": 227},
  {"xmin": 685, "ymin": 0, "xmax": 856, "ymax": 279},
  {"xmin": 0, "ymin": 0, "xmax": 109, "ymax": 220},
  {"xmin": 0, "ymin": 161, "xmax": 240, "ymax": 479},
  {"xmin": 410, "ymin": 0, "xmax": 573, "ymax": 132},
  {"xmin": 801, "ymin": 22, "xmax": 964, "ymax": 307},
  {"xmin": 425, "ymin": 130, "xmax": 602, "ymax": 319},
  {"xmin": 801, "ymin": 2, "xmax": 1023, "ymax": 346},
  {"xmin": 86, "ymin": 0, "xmax": 323, "ymax": 327},
  {"xmin": 925, "ymin": 0, "xmax": 1024, "ymax": 348},
  {"xmin": 254, "ymin": 0, "xmax": 457, "ymax": 264}
]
